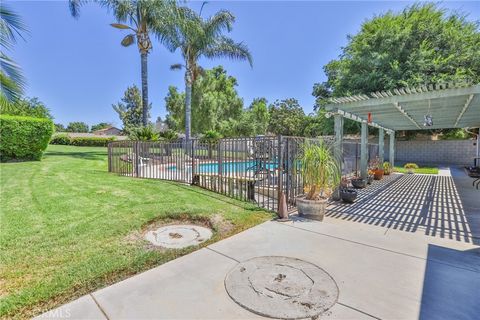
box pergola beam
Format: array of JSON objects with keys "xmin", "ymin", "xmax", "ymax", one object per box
[
  {"xmin": 454, "ymin": 94, "xmax": 475, "ymax": 127},
  {"xmin": 329, "ymin": 108, "xmax": 394, "ymax": 134},
  {"xmin": 325, "ymin": 84, "xmax": 480, "ymax": 109},
  {"xmin": 393, "ymin": 102, "xmax": 422, "ymax": 129}
]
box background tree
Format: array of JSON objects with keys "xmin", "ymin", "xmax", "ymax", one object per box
[
  {"xmin": 165, "ymin": 66, "xmax": 244, "ymax": 136},
  {"xmin": 55, "ymin": 123, "xmax": 66, "ymax": 132},
  {"xmin": 113, "ymin": 85, "xmax": 150, "ymax": 133},
  {"xmin": 317, "ymin": 3, "xmax": 479, "ymax": 138},
  {"xmin": 0, "ymin": 97, "xmax": 53, "ymax": 119},
  {"xmin": 164, "ymin": 6, "xmax": 252, "ymax": 141},
  {"xmin": 69, "ymin": 0, "xmax": 177, "ymax": 126},
  {"xmin": 324, "ymin": 3, "xmax": 480, "ymax": 96},
  {"xmin": 268, "ymin": 98, "xmax": 305, "ymax": 136},
  {"xmin": 1, "ymin": 5, "xmax": 27, "ymax": 108},
  {"xmin": 90, "ymin": 122, "xmax": 111, "ymax": 132},
  {"xmin": 66, "ymin": 121, "xmax": 89, "ymax": 133}
]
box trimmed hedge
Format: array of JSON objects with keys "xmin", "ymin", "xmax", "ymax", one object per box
[
  {"xmin": 50, "ymin": 135, "xmax": 115, "ymax": 147},
  {"xmin": 0, "ymin": 115, "xmax": 54, "ymax": 162}
]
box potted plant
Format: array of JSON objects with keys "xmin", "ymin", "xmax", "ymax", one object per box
[
  {"xmin": 404, "ymin": 163, "xmax": 418, "ymax": 174},
  {"xmin": 351, "ymin": 171, "xmax": 367, "ymax": 188},
  {"xmin": 339, "ymin": 177, "xmax": 357, "ymax": 203},
  {"xmin": 383, "ymin": 161, "xmax": 392, "ymax": 175},
  {"xmin": 296, "ymin": 141, "xmax": 341, "ymax": 221},
  {"xmin": 367, "ymin": 169, "xmax": 374, "ymax": 184},
  {"xmin": 369, "ymin": 157, "xmax": 384, "ymax": 180}
]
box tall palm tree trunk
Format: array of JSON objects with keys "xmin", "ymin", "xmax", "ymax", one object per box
[
  {"xmin": 184, "ymin": 69, "xmax": 193, "ymax": 141},
  {"xmin": 140, "ymin": 51, "xmax": 149, "ymax": 126}
]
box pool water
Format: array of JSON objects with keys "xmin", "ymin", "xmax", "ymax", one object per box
[{"xmin": 169, "ymin": 161, "xmax": 277, "ymax": 174}]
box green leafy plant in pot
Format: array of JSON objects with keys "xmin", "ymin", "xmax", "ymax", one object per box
[
  {"xmin": 296, "ymin": 141, "xmax": 341, "ymax": 221},
  {"xmin": 383, "ymin": 161, "xmax": 392, "ymax": 175}
]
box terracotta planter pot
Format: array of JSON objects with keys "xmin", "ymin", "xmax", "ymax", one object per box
[
  {"xmin": 373, "ymin": 169, "xmax": 384, "ymax": 180},
  {"xmin": 296, "ymin": 197, "xmax": 328, "ymax": 221}
]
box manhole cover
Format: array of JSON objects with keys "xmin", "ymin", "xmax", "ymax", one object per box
[
  {"xmin": 225, "ymin": 256, "xmax": 339, "ymax": 319},
  {"xmin": 144, "ymin": 225, "xmax": 212, "ymax": 248}
]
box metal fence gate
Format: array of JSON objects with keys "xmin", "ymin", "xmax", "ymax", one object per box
[{"xmin": 108, "ymin": 136, "xmax": 379, "ymax": 213}]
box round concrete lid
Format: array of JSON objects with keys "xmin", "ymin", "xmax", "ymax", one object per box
[
  {"xmin": 225, "ymin": 256, "xmax": 339, "ymax": 319},
  {"xmin": 144, "ymin": 225, "xmax": 212, "ymax": 249}
]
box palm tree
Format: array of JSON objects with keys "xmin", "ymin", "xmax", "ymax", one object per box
[
  {"xmin": 68, "ymin": 0, "xmax": 176, "ymax": 126},
  {"xmin": 0, "ymin": 5, "xmax": 27, "ymax": 109},
  {"xmin": 161, "ymin": 7, "xmax": 252, "ymax": 141}
]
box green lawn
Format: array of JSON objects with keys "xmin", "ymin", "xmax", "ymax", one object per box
[
  {"xmin": 0, "ymin": 145, "xmax": 272, "ymax": 319},
  {"xmin": 394, "ymin": 166, "xmax": 439, "ymax": 174}
]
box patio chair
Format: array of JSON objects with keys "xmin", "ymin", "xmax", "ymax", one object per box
[
  {"xmin": 120, "ymin": 153, "xmax": 150, "ymax": 166},
  {"xmin": 464, "ymin": 166, "xmax": 480, "ymax": 189}
]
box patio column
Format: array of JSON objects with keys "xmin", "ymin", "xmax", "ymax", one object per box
[
  {"xmin": 334, "ymin": 114, "xmax": 344, "ymax": 168},
  {"xmin": 389, "ymin": 131, "xmax": 395, "ymax": 167},
  {"xmin": 333, "ymin": 114, "xmax": 344, "ymax": 200},
  {"xmin": 378, "ymin": 128, "xmax": 384, "ymax": 164},
  {"xmin": 360, "ymin": 121, "xmax": 368, "ymax": 179}
]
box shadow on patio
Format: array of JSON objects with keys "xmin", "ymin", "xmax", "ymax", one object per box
[
  {"xmin": 419, "ymin": 244, "xmax": 480, "ymax": 320},
  {"xmin": 326, "ymin": 171, "xmax": 479, "ymax": 244}
]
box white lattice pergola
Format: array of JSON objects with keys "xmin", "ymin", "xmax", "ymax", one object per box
[{"xmin": 324, "ymin": 82, "xmax": 480, "ymax": 178}]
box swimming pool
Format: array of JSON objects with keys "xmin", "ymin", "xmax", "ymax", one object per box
[{"xmin": 168, "ymin": 161, "xmax": 277, "ymax": 174}]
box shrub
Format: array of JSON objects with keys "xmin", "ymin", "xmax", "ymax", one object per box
[
  {"xmin": 404, "ymin": 163, "xmax": 419, "ymax": 169},
  {"xmin": 129, "ymin": 126, "xmax": 159, "ymax": 141},
  {"xmin": 50, "ymin": 135, "xmax": 115, "ymax": 147},
  {"xmin": 0, "ymin": 115, "xmax": 54, "ymax": 162},
  {"xmin": 50, "ymin": 134, "xmax": 71, "ymax": 145}
]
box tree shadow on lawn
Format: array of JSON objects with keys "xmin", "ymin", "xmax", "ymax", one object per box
[{"xmin": 45, "ymin": 150, "xmax": 107, "ymax": 161}]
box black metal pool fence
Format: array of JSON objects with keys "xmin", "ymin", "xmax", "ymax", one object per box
[{"xmin": 108, "ymin": 136, "xmax": 378, "ymax": 213}]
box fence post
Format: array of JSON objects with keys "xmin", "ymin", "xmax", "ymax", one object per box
[
  {"xmin": 107, "ymin": 143, "xmax": 112, "ymax": 172},
  {"xmin": 277, "ymin": 135, "xmax": 284, "ymax": 213},
  {"xmin": 134, "ymin": 141, "xmax": 140, "ymax": 178},
  {"xmin": 191, "ymin": 139, "xmax": 195, "ymax": 185},
  {"xmin": 218, "ymin": 140, "xmax": 223, "ymax": 193}
]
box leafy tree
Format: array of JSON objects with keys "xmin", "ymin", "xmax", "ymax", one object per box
[
  {"xmin": 311, "ymin": 83, "xmax": 360, "ymax": 134},
  {"xmin": 303, "ymin": 112, "xmax": 333, "ymax": 137},
  {"xmin": 1, "ymin": 5, "xmax": 27, "ymax": 108},
  {"xmin": 113, "ymin": 85, "xmax": 150, "ymax": 133},
  {"xmin": 55, "ymin": 123, "xmax": 66, "ymax": 132},
  {"xmin": 66, "ymin": 121, "xmax": 89, "ymax": 133},
  {"xmin": 90, "ymin": 122, "xmax": 111, "ymax": 132},
  {"xmin": 164, "ymin": 86, "xmax": 185, "ymax": 132},
  {"xmin": 164, "ymin": 6, "xmax": 252, "ymax": 140},
  {"xmin": 324, "ymin": 3, "xmax": 480, "ymax": 95},
  {"xmin": 165, "ymin": 66, "xmax": 244, "ymax": 136},
  {"xmin": 68, "ymin": 0, "xmax": 177, "ymax": 126},
  {"xmin": 0, "ymin": 97, "xmax": 53, "ymax": 120},
  {"xmin": 268, "ymin": 98, "xmax": 305, "ymax": 136},
  {"xmin": 250, "ymin": 98, "xmax": 269, "ymax": 135}
]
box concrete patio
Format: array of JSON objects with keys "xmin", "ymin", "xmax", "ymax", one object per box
[{"xmin": 38, "ymin": 188, "xmax": 480, "ymax": 320}]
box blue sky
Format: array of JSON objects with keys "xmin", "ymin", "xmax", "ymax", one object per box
[{"xmin": 7, "ymin": 1, "xmax": 480, "ymax": 127}]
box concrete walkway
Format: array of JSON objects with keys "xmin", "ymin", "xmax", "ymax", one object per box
[{"xmin": 38, "ymin": 215, "xmax": 480, "ymax": 320}]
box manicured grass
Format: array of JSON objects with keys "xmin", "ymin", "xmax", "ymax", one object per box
[
  {"xmin": 394, "ymin": 166, "xmax": 439, "ymax": 174},
  {"xmin": 0, "ymin": 145, "xmax": 273, "ymax": 319}
]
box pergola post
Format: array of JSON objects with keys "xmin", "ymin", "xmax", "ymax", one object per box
[
  {"xmin": 334, "ymin": 114, "xmax": 344, "ymax": 166},
  {"xmin": 378, "ymin": 128, "xmax": 384, "ymax": 164},
  {"xmin": 333, "ymin": 114, "xmax": 344, "ymax": 200},
  {"xmin": 389, "ymin": 131, "xmax": 395, "ymax": 167},
  {"xmin": 360, "ymin": 122, "xmax": 368, "ymax": 179}
]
